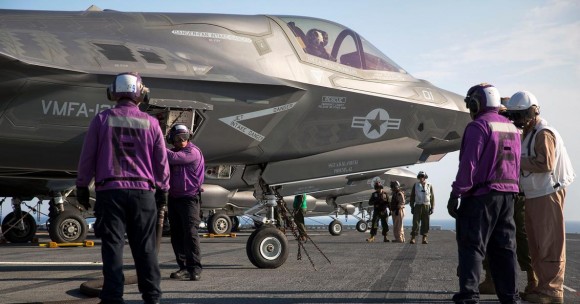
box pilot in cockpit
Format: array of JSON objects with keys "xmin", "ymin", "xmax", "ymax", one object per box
[{"xmin": 304, "ymin": 29, "xmax": 336, "ymax": 61}]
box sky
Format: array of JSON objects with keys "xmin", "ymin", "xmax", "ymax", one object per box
[{"xmin": 1, "ymin": 0, "xmax": 579, "ymax": 221}]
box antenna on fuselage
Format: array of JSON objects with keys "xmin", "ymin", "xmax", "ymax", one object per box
[{"xmin": 85, "ymin": 5, "xmax": 103, "ymax": 12}]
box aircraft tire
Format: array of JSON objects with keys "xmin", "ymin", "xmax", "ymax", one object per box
[
  {"xmin": 245, "ymin": 228, "xmax": 258, "ymax": 266},
  {"xmin": 328, "ymin": 219, "xmax": 342, "ymax": 236},
  {"xmin": 208, "ymin": 212, "xmax": 232, "ymax": 235},
  {"xmin": 246, "ymin": 225, "xmax": 288, "ymax": 269},
  {"xmin": 48, "ymin": 210, "xmax": 88, "ymax": 243},
  {"xmin": 1, "ymin": 212, "xmax": 37, "ymax": 243},
  {"xmin": 355, "ymin": 220, "xmax": 368, "ymax": 232}
]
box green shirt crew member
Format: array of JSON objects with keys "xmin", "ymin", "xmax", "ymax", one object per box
[{"xmin": 293, "ymin": 194, "xmax": 308, "ymax": 241}]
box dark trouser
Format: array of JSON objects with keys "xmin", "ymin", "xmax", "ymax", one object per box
[
  {"xmin": 369, "ymin": 209, "xmax": 388, "ymax": 237},
  {"xmin": 483, "ymin": 195, "xmax": 532, "ymax": 272},
  {"xmin": 293, "ymin": 208, "xmax": 307, "ymax": 237},
  {"xmin": 454, "ymin": 191, "xmax": 520, "ymax": 304},
  {"xmin": 95, "ymin": 189, "xmax": 161, "ymax": 304},
  {"xmin": 168, "ymin": 195, "xmax": 202, "ymax": 275},
  {"xmin": 410, "ymin": 204, "xmax": 431, "ymax": 237}
]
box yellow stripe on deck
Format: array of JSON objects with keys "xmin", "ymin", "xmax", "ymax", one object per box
[
  {"xmin": 202, "ymin": 233, "xmax": 237, "ymax": 238},
  {"xmin": 39, "ymin": 241, "xmax": 95, "ymax": 248}
]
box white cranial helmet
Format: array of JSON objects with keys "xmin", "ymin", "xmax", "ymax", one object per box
[{"xmin": 505, "ymin": 91, "xmax": 539, "ymax": 111}]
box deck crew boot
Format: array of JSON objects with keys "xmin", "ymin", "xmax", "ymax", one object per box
[
  {"xmin": 366, "ymin": 236, "xmax": 375, "ymax": 242},
  {"xmin": 409, "ymin": 236, "xmax": 416, "ymax": 244},
  {"xmin": 383, "ymin": 236, "xmax": 390, "ymax": 242},
  {"xmin": 478, "ymin": 271, "xmax": 495, "ymax": 295},
  {"xmin": 422, "ymin": 235, "xmax": 428, "ymax": 244}
]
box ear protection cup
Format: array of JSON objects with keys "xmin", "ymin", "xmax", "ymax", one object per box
[
  {"xmin": 467, "ymin": 96, "xmax": 480, "ymax": 115},
  {"xmin": 464, "ymin": 86, "xmax": 483, "ymax": 117},
  {"xmin": 141, "ymin": 87, "xmax": 150, "ymax": 104},
  {"xmin": 106, "ymin": 84, "xmax": 117, "ymax": 101}
]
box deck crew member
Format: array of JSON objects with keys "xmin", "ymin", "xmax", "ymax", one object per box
[
  {"xmin": 409, "ymin": 171, "xmax": 434, "ymax": 244},
  {"xmin": 366, "ymin": 182, "xmax": 390, "ymax": 242},
  {"xmin": 505, "ymin": 91, "xmax": 575, "ymax": 304},
  {"xmin": 389, "ymin": 181, "xmax": 405, "ymax": 243},
  {"xmin": 447, "ymin": 83, "xmax": 521, "ymax": 304},
  {"xmin": 76, "ymin": 72, "xmax": 169, "ymax": 304},
  {"xmin": 166, "ymin": 124, "xmax": 205, "ymax": 282}
]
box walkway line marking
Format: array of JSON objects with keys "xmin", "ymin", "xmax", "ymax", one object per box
[
  {"xmin": 0, "ymin": 261, "xmax": 102, "ymax": 265},
  {"xmin": 563, "ymin": 284, "xmax": 577, "ymax": 293}
]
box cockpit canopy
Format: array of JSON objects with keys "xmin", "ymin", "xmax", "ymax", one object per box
[{"xmin": 278, "ymin": 16, "xmax": 407, "ymax": 74}]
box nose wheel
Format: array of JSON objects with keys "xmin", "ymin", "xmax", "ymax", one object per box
[
  {"xmin": 328, "ymin": 219, "xmax": 343, "ymax": 236},
  {"xmin": 355, "ymin": 220, "xmax": 368, "ymax": 232},
  {"xmin": 246, "ymin": 225, "xmax": 288, "ymax": 268}
]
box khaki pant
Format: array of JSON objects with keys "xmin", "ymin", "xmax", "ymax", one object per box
[
  {"xmin": 525, "ymin": 189, "xmax": 566, "ymax": 298},
  {"xmin": 392, "ymin": 208, "xmax": 405, "ymax": 242},
  {"xmin": 410, "ymin": 204, "xmax": 430, "ymax": 237}
]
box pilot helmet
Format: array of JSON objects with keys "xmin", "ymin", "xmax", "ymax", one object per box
[
  {"xmin": 390, "ymin": 180, "xmax": 400, "ymax": 190},
  {"xmin": 505, "ymin": 91, "xmax": 540, "ymax": 128},
  {"xmin": 464, "ymin": 83, "xmax": 501, "ymax": 119},
  {"xmin": 106, "ymin": 72, "xmax": 150, "ymax": 104},
  {"xmin": 167, "ymin": 124, "xmax": 192, "ymax": 143},
  {"xmin": 417, "ymin": 171, "xmax": 428, "ymax": 179},
  {"xmin": 306, "ymin": 29, "xmax": 328, "ymax": 47}
]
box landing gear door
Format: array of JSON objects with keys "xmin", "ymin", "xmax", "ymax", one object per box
[{"xmin": 141, "ymin": 98, "xmax": 213, "ymax": 140}]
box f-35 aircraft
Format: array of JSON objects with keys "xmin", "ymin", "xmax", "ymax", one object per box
[
  {"xmin": 203, "ymin": 166, "xmax": 417, "ymax": 236},
  {"xmin": 0, "ymin": 7, "xmax": 470, "ymax": 268}
]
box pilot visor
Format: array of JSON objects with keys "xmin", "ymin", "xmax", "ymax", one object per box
[{"xmin": 173, "ymin": 133, "xmax": 189, "ymax": 142}]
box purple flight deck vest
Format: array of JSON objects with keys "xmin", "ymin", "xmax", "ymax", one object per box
[
  {"xmin": 452, "ymin": 110, "xmax": 521, "ymax": 198},
  {"xmin": 76, "ymin": 100, "xmax": 170, "ymax": 192},
  {"xmin": 166, "ymin": 142, "xmax": 205, "ymax": 199}
]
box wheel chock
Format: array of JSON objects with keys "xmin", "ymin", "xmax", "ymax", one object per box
[
  {"xmin": 202, "ymin": 233, "xmax": 237, "ymax": 238},
  {"xmin": 39, "ymin": 241, "xmax": 95, "ymax": 248}
]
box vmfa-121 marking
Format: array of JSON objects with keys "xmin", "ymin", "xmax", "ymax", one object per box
[{"xmin": 0, "ymin": 7, "xmax": 470, "ymax": 268}]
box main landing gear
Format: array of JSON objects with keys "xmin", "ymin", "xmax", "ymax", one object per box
[{"xmin": 0, "ymin": 192, "xmax": 90, "ymax": 244}]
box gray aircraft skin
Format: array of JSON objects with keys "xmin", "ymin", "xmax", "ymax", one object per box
[{"xmin": 0, "ymin": 8, "xmax": 470, "ymax": 267}]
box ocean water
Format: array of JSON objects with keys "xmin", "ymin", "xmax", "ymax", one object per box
[
  {"xmin": 305, "ymin": 217, "xmax": 580, "ymax": 234},
  {"xmin": 431, "ymin": 219, "xmax": 580, "ymax": 234}
]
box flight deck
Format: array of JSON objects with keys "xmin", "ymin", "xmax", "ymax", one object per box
[{"xmin": 1, "ymin": 229, "xmax": 579, "ymax": 303}]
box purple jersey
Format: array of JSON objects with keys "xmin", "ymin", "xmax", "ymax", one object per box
[
  {"xmin": 166, "ymin": 142, "xmax": 205, "ymax": 198},
  {"xmin": 451, "ymin": 110, "xmax": 521, "ymax": 198},
  {"xmin": 76, "ymin": 100, "xmax": 170, "ymax": 192}
]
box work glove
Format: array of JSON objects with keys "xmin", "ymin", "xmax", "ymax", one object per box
[
  {"xmin": 429, "ymin": 208, "xmax": 434, "ymax": 215},
  {"xmin": 447, "ymin": 194, "xmax": 459, "ymax": 219},
  {"xmin": 155, "ymin": 189, "xmax": 168, "ymax": 209},
  {"xmin": 76, "ymin": 186, "xmax": 91, "ymax": 210}
]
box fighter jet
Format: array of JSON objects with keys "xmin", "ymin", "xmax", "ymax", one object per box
[
  {"xmin": 203, "ymin": 166, "xmax": 417, "ymax": 236},
  {"xmin": 0, "ymin": 7, "xmax": 470, "ymax": 268}
]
